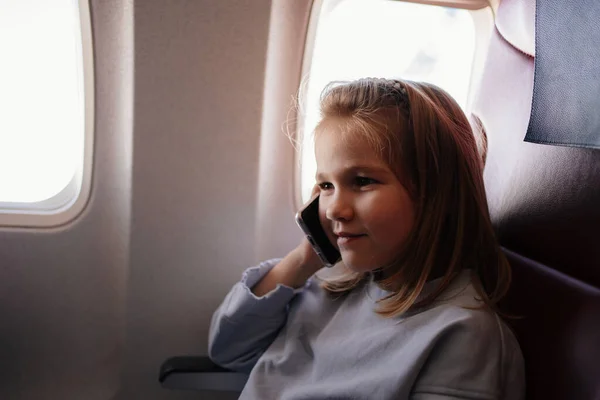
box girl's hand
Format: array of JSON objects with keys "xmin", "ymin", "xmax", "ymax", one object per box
[
  {"xmin": 252, "ymin": 239, "xmax": 323, "ymax": 296},
  {"xmin": 251, "ymin": 186, "xmax": 324, "ymax": 297}
]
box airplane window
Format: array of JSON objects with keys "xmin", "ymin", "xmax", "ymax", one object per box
[
  {"xmin": 0, "ymin": 0, "xmax": 91, "ymax": 219},
  {"xmin": 299, "ymin": 0, "xmax": 478, "ymax": 203}
]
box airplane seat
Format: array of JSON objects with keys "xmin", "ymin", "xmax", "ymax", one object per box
[
  {"xmin": 500, "ymin": 251, "xmax": 600, "ymax": 400},
  {"xmin": 472, "ymin": 0, "xmax": 600, "ymax": 398}
]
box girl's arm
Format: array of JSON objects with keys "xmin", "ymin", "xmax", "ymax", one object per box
[
  {"xmin": 251, "ymin": 243, "xmax": 320, "ymax": 296},
  {"xmin": 208, "ymin": 241, "xmax": 322, "ymax": 373}
]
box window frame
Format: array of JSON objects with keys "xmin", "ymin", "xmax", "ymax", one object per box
[
  {"xmin": 0, "ymin": 0, "xmax": 95, "ymax": 228},
  {"xmin": 293, "ymin": 0, "xmax": 493, "ymax": 208}
]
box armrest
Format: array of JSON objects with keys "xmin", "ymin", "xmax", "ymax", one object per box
[{"xmin": 159, "ymin": 356, "xmax": 249, "ymax": 392}]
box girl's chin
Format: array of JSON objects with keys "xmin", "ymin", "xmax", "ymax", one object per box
[{"xmin": 340, "ymin": 257, "xmax": 381, "ymax": 274}]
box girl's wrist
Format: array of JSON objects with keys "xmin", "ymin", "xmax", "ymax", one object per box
[{"xmin": 289, "ymin": 246, "xmax": 322, "ymax": 284}]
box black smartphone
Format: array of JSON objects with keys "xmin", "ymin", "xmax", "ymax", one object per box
[{"xmin": 295, "ymin": 195, "xmax": 341, "ymax": 267}]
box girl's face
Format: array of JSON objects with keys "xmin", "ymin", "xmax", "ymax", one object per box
[{"xmin": 315, "ymin": 119, "xmax": 416, "ymax": 273}]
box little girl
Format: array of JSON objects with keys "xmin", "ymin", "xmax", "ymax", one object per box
[{"xmin": 208, "ymin": 78, "xmax": 525, "ymax": 399}]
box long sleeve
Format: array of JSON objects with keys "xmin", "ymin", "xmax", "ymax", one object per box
[{"xmin": 207, "ymin": 258, "xmax": 308, "ymax": 373}]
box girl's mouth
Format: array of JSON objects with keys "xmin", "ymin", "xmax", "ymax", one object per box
[{"xmin": 335, "ymin": 232, "xmax": 367, "ymax": 245}]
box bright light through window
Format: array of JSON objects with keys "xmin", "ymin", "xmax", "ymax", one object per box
[
  {"xmin": 299, "ymin": 0, "xmax": 476, "ymax": 203},
  {"xmin": 0, "ymin": 0, "xmax": 85, "ymax": 204}
]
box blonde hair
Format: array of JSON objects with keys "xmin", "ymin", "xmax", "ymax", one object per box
[{"xmin": 313, "ymin": 78, "xmax": 511, "ymax": 318}]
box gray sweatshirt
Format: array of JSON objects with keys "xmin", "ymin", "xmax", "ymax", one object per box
[{"xmin": 208, "ymin": 259, "xmax": 525, "ymax": 399}]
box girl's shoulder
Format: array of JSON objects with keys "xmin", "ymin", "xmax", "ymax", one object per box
[
  {"xmin": 413, "ymin": 273, "xmax": 514, "ymax": 345},
  {"xmin": 409, "ymin": 281, "xmax": 525, "ymax": 399},
  {"xmin": 404, "ymin": 271, "xmax": 522, "ymax": 368}
]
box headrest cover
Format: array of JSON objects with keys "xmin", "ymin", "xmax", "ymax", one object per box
[{"xmin": 525, "ymin": 0, "xmax": 600, "ymax": 148}]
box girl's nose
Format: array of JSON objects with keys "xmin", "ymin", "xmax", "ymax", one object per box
[{"xmin": 324, "ymin": 193, "xmax": 354, "ymax": 222}]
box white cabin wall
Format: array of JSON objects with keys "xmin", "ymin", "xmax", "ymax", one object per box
[
  {"xmin": 0, "ymin": 0, "xmax": 134, "ymax": 398},
  {"xmin": 118, "ymin": 1, "xmax": 272, "ymax": 399},
  {"xmin": 0, "ymin": 0, "xmax": 314, "ymax": 399},
  {"xmin": 255, "ymin": 0, "xmax": 314, "ymax": 261}
]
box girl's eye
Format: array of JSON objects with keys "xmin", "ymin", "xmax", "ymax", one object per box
[
  {"xmin": 354, "ymin": 176, "xmax": 377, "ymax": 187},
  {"xmin": 318, "ymin": 182, "xmax": 333, "ymax": 190}
]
